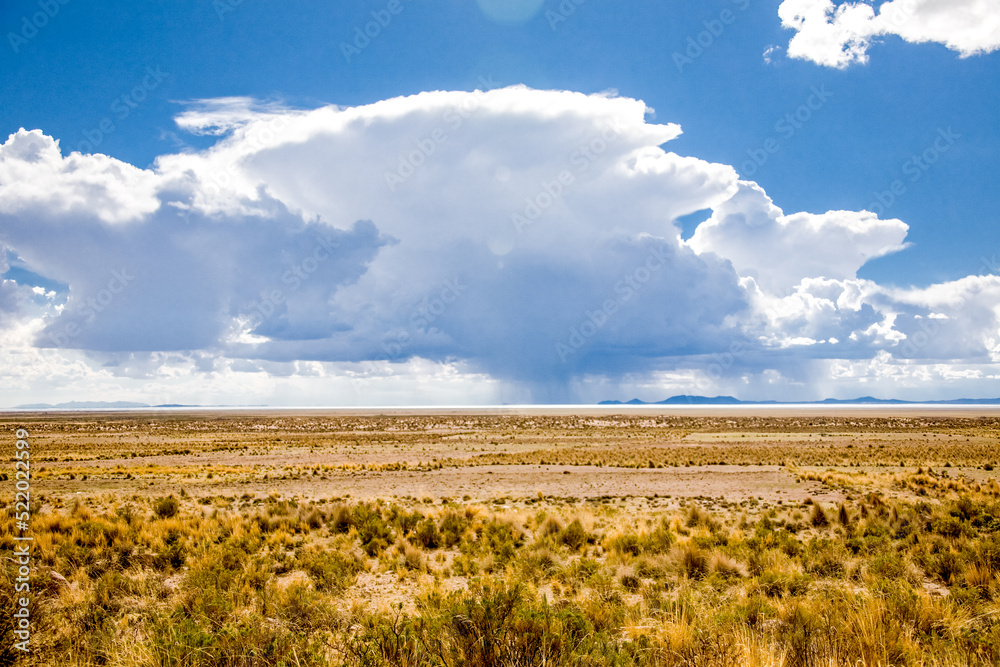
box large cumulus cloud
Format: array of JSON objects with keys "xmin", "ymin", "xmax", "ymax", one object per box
[{"xmin": 0, "ymin": 86, "xmax": 997, "ymax": 403}]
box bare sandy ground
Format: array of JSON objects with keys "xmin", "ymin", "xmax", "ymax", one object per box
[
  {"xmin": 33, "ymin": 464, "xmax": 839, "ymax": 506},
  {"xmin": 11, "ymin": 408, "xmax": 996, "ymax": 511}
]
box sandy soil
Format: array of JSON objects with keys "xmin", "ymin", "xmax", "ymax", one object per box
[
  {"xmin": 31, "ymin": 463, "xmax": 839, "ymax": 505},
  {"xmin": 7, "ymin": 409, "xmax": 996, "ymax": 509}
]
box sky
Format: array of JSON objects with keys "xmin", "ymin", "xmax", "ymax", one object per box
[{"xmin": 0, "ymin": 0, "xmax": 998, "ymax": 406}]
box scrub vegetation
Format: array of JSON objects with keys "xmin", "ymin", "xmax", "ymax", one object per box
[{"xmin": 2, "ymin": 411, "xmax": 1000, "ymax": 665}]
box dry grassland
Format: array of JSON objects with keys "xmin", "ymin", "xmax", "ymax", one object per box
[{"xmin": 2, "ymin": 411, "xmax": 1000, "ymax": 666}]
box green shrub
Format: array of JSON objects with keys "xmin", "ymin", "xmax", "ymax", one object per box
[
  {"xmin": 300, "ymin": 546, "xmax": 363, "ymax": 592},
  {"xmin": 606, "ymin": 533, "xmax": 642, "ymax": 556},
  {"xmin": 677, "ymin": 542, "xmax": 709, "ymax": 580},
  {"xmin": 538, "ymin": 516, "xmax": 563, "ymax": 538},
  {"xmin": 519, "ymin": 546, "xmax": 560, "ymax": 583},
  {"xmin": 391, "ymin": 506, "xmax": 424, "ymax": 536},
  {"xmin": 352, "ymin": 503, "xmax": 394, "ymax": 557},
  {"xmin": 153, "ymin": 495, "xmax": 180, "ymax": 519},
  {"xmin": 804, "ymin": 540, "xmax": 847, "ymax": 578},
  {"xmin": 414, "ymin": 517, "xmax": 441, "ymax": 549},
  {"xmin": 811, "ymin": 503, "xmax": 829, "ymax": 527},
  {"xmin": 440, "ymin": 510, "xmax": 469, "ymax": 548},
  {"xmin": 932, "ymin": 514, "xmax": 967, "ymax": 539},
  {"xmin": 330, "ymin": 503, "xmax": 352, "ymax": 533},
  {"xmin": 559, "ymin": 519, "xmax": 589, "ymax": 551},
  {"xmin": 154, "ymin": 527, "xmax": 186, "ymax": 570},
  {"xmin": 478, "ymin": 519, "xmax": 523, "ymax": 565},
  {"xmin": 643, "ymin": 517, "xmax": 675, "ymax": 553}
]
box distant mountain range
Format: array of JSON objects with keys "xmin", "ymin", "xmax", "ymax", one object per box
[
  {"xmin": 599, "ymin": 395, "xmax": 1000, "ymax": 406},
  {"xmin": 7, "ymin": 397, "xmax": 1000, "ymax": 410},
  {"xmin": 10, "ymin": 401, "xmax": 197, "ymax": 409}
]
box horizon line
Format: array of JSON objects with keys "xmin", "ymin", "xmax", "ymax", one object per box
[{"xmin": 5, "ymin": 402, "xmax": 1000, "ymax": 412}]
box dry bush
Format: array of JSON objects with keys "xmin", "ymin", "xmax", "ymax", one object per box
[
  {"xmin": 810, "ymin": 502, "xmax": 829, "ymax": 527},
  {"xmin": 153, "ymin": 494, "xmax": 180, "ymax": 519},
  {"xmin": 709, "ymin": 552, "xmax": 748, "ymax": 579},
  {"xmin": 538, "ymin": 516, "xmax": 563, "ymax": 538},
  {"xmin": 675, "ymin": 542, "xmax": 710, "ymax": 580},
  {"xmin": 398, "ymin": 541, "xmax": 425, "ymax": 572},
  {"xmin": 560, "ymin": 518, "xmax": 589, "ymax": 551}
]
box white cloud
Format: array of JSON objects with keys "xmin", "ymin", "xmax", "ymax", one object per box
[
  {"xmin": 687, "ymin": 181, "xmax": 909, "ymax": 293},
  {"xmin": 153, "ymin": 86, "xmax": 750, "ymax": 392},
  {"xmin": 0, "ymin": 86, "xmax": 996, "ymax": 404},
  {"xmin": 779, "ymin": 0, "xmax": 1000, "ymax": 68},
  {"xmin": 0, "ymin": 129, "xmax": 160, "ymax": 224},
  {"xmin": 742, "ymin": 277, "xmax": 886, "ymax": 350},
  {"xmin": 886, "ymin": 275, "xmax": 1000, "ymax": 361},
  {"xmin": 172, "ymin": 97, "xmax": 296, "ymax": 136}
]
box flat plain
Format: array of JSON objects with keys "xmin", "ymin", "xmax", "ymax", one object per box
[{"xmin": 3, "ymin": 408, "xmax": 1000, "ymax": 666}]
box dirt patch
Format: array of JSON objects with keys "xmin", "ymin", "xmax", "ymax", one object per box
[{"xmin": 33, "ymin": 464, "xmax": 840, "ymax": 506}]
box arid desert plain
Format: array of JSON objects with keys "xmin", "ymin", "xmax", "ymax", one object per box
[{"xmin": 3, "ymin": 408, "xmax": 1000, "ymax": 666}]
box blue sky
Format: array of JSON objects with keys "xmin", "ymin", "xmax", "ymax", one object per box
[{"xmin": 0, "ymin": 0, "xmax": 998, "ymax": 405}]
